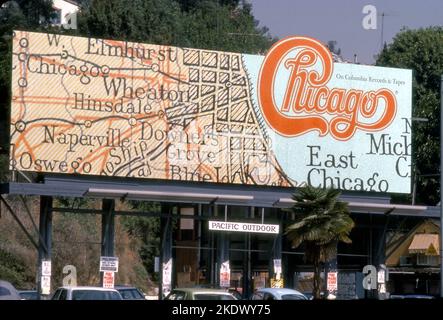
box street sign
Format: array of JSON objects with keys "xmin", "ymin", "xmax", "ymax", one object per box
[
  {"xmin": 219, "ymin": 261, "xmax": 230, "ymax": 288},
  {"xmin": 42, "ymin": 260, "xmax": 51, "ymax": 276},
  {"xmin": 163, "ymin": 259, "xmax": 172, "ymax": 286},
  {"xmin": 102, "ymin": 271, "xmax": 115, "ymax": 289},
  {"xmin": 100, "ymin": 256, "xmax": 119, "ymax": 272},
  {"xmin": 273, "ymin": 259, "xmax": 282, "ymax": 279},
  {"xmin": 41, "ymin": 275, "xmax": 51, "ymax": 295},
  {"xmin": 327, "ymin": 272, "xmax": 338, "ymax": 292},
  {"xmin": 377, "ymin": 270, "xmax": 385, "ymax": 284}
]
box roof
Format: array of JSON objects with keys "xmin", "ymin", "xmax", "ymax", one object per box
[
  {"xmin": 386, "ymin": 219, "xmax": 441, "ymax": 266},
  {"xmin": 408, "ymin": 234, "xmax": 439, "ymax": 255},
  {"xmin": 386, "ymin": 219, "xmax": 439, "ymax": 257}
]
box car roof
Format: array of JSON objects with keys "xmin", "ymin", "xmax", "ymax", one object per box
[
  {"xmin": 0, "ymin": 280, "xmax": 21, "ymax": 299},
  {"xmin": 56, "ymin": 286, "xmax": 119, "ymax": 291},
  {"xmin": 172, "ymin": 288, "xmax": 233, "ymax": 294},
  {"xmin": 256, "ymin": 288, "xmax": 305, "ymax": 295}
]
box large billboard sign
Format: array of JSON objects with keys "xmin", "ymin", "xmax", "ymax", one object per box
[{"xmin": 10, "ymin": 31, "xmax": 412, "ymax": 193}]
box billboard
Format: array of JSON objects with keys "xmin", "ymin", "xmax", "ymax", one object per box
[{"xmin": 10, "ymin": 31, "xmax": 412, "ymax": 192}]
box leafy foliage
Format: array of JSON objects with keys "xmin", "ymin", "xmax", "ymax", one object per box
[
  {"xmin": 285, "ymin": 186, "xmax": 354, "ymax": 298},
  {"xmin": 121, "ymin": 201, "xmax": 161, "ymax": 282},
  {"xmin": 377, "ymin": 27, "xmax": 443, "ymax": 205}
]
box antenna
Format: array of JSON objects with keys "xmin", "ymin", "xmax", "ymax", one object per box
[
  {"xmin": 380, "ymin": 12, "xmax": 385, "ymax": 51},
  {"xmin": 378, "ymin": 11, "xmax": 398, "ymax": 51}
]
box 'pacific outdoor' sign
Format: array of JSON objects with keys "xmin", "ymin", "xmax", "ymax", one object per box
[{"xmin": 10, "ymin": 31, "xmax": 412, "ymax": 192}]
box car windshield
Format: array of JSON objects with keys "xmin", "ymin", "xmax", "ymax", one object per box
[
  {"xmin": 119, "ymin": 289, "xmax": 144, "ymax": 299},
  {"xmin": 281, "ymin": 294, "xmax": 307, "ymax": 300},
  {"xmin": 19, "ymin": 292, "xmax": 38, "ymax": 300},
  {"xmin": 194, "ymin": 294, "xmax": 235, "ymax": 300},
  {"xmin": 72, "ymin": 290, "xmax": 121, "ymax": 300},
  {"xmin": 0, "ymin": 287, "xmax": 11, "ymax": 296}
]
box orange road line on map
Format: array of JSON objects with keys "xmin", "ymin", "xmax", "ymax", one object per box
[
  {"xmin": 76, "ymin": 115, "xmax": 166, "ymax": 174},
  {"xmin": 77, "ymin": 125, "xmax": 145, "ymax": 174}
]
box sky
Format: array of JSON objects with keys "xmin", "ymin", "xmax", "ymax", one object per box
[{"xmin": 249, "ymin": 0, "xmax": 443, "ymax": 64}]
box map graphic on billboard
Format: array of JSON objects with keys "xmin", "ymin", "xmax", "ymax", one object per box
[{"xmin": 10, "ymin": 31, "xmax": 412, "ymax": 193}]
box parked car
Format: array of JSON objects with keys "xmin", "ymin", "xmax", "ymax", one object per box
[
  {"xmin": 165, "ymin": 288, "xmax": 237, "ymax": 300},
  {"xmin": 18, "ymin": 290, "xmax": 38, "ymax": 300},
  {"xmin": 51, "ymin": 286, "xmax": 123, "ymax": 300},
  {"xmin": 227, "ymin": 288, "xmax": 243, "ymax": 300},
  {"xmin": 0, "ymin": 280, "xmax": 21, "ymax": 300},
  {"xmin": 251, "ymin": 288, "xmax": 308, "ymax": 300},
  {"xmin": 115, "ymin": 286, "xmax": 147, "ymax": 300}
]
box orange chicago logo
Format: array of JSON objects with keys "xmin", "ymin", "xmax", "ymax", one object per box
[{"xmin": 257, "ymin": 36, "xmax": 397, "ymax": 141}]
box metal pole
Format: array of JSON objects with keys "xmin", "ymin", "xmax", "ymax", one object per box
[{"xmin": 440, "ymin": 75, "xmax": 443, "ymax": 298}]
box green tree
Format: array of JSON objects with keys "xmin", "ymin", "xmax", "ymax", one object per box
[
  {"xmin": 285, "ymin": 186, "xmax": 354, "ymax": 299},
  {"xmin": 77, "ymin": 0, "xmax": 186, "ymax": 46},
  {"xmin": 121, "ymin": 201, "xmax": 162, "ymax": 282},
  {"xmin": 376, "ymin": 27, "xmax": 443, "ymax": 205},
  {"xmin": 182, "ymin": 0, "xmax": 274, "ymax": 53}
]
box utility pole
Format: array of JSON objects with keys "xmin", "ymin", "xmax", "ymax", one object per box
[
  {"xmin": 440, "ymin": 75, "xmax": 443, "ymax": 298},
  {"xmin": 380, "ymin": 12, "xmax": 385, "ymax": 51}
]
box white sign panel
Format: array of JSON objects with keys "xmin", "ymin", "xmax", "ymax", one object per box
[
  {"xmin": 377, "ymin": 270, "xmax": 386, "ymax": 284},
  {"xmin": 42, "ymin": 260, "xmax": 51, "ymax": 276},
  {"xmin": 163, "ymin": 259, "xmax": 172, "ymax": 286},
  {"xmin": 220, "ymin": 261, "xmax": 231, "ymax": 288},
  {"xmin": 209, "ymin": 221, "xmax": 279, "ymax": 234},
  {"xmin": 41, "ymin": 276, "xmax": 51, "ymax": 295},
  {"xmin": 100, "ymin": 256, "xmax": 119, "ymax": 272},
  {"xmin": 245, "ymin": 36, "xmax": 412, "ymax": 193},
  {"xmin": 273, "ymin": 259, "xmax": 282, "ymax": 279}
]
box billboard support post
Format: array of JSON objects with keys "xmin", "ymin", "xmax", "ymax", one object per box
[
  {"xmin": 100, "ymin": 199, "xmax": 115, "ymax": 286},
  {"xmin": 440, "ymin": 75, "xmax": 443, "ymax": 298},
  {"xmin": 37, "ymin": 196, "xmax": 52, "ymax": 300},
  {"xmin": 159, "ymin": 204, "xmax": 173, "ymax": 300}
]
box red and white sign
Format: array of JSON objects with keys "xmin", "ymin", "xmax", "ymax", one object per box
[
  {"xmin": 327, "ymin": 272, "xmax": 338, "ymax": 292},
  {"xmin": 103, "ymin": 271, "xmax": 115, "ymax": 289},
  {"xmin": 219, "ymin": 261, "xmax": 231, "ymax": 288}
]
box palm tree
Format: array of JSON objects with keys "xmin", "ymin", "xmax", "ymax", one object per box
[{"xmin": 285, "ymin": 186, "xmax": 355, "ymax": 299}]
